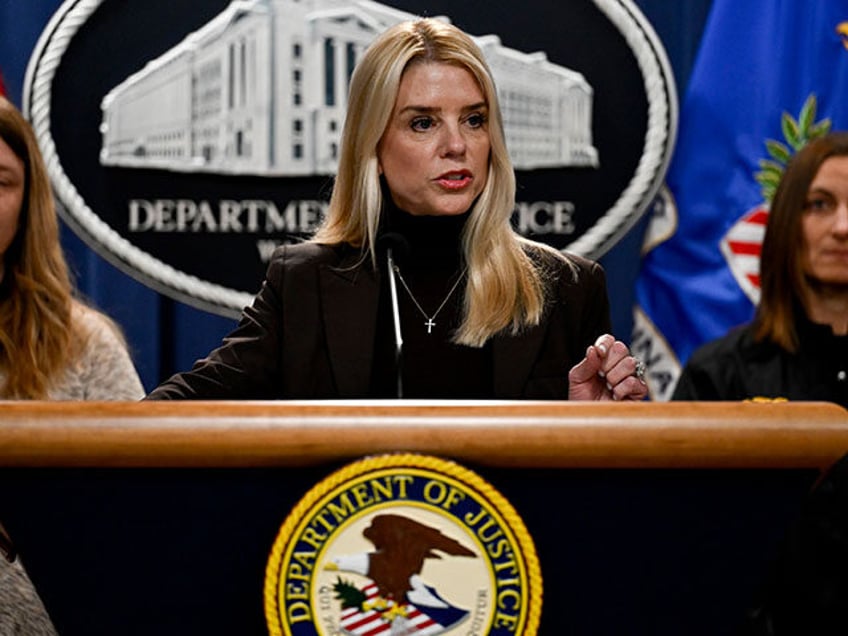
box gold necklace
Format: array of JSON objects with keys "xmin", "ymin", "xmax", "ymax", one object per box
[{"xmin": 391, "ymin": 265, "xmax": 467, "ymax": 334}]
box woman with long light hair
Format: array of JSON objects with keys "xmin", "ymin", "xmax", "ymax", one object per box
[
  {"xmin": 149, "ymin": 18, "xmax": 647, "ymax": 401},
  {"xmin": 0, "ymin": 96, "xmax": 144, "ymax": 400},
  {"xmin": 0, "ymin": 96, "xmax": 144, "ymax": 633}
]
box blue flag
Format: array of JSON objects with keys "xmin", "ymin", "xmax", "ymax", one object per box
[{"xmin": 633, "ymin": 0, "xmax": 848, "ymax": 400}]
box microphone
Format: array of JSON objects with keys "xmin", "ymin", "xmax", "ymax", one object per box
[
  {"xmin": 377, "ymin": 232, "xmax": 409, "ymax": 399},
  {"xmin": 386, "ymin": 248, "xmax": 403, "ymax": 399}
]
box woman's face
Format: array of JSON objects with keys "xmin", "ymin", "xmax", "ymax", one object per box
[
  {"xmin": 800, "ymin": 155, "xmax": 848, "ymax": 287},
  {"xmin": 0, "ymin": 136, "xmax": 25, "ymax": 265},
  {"xmin": 377, "ymin": 61, "xmax": 491, "ymax": 216}
]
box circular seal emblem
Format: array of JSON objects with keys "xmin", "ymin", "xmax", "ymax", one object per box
[
  {"xmin": 264, "ymin": 454, "xmax": 541, "ymax": 636},
  {"xmin": 25, "ymin": 0, "xmax": 675, "ymax": 317}
]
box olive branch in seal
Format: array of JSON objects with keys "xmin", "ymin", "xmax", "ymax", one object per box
[{"xmin": 755, "ymin": 94, "xmax": 832, "ymax": 204}]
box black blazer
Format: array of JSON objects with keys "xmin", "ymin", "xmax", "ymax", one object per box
[
  {"xmin": 146, "ymin": 242, "xmax": 611, "ymax": 400},
  {"xmin": 672, "ymin": 313, "xmax": 848, "ymax": 408}
]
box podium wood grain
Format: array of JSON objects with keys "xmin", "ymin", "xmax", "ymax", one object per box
[{"xmin": 1, "ymin": 400, "xmax": 846, "ymax": 468}]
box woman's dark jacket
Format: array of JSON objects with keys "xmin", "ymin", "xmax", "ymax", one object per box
[
  {"xmin": 146, "ymin": 241, "xmax": 611, "ymax": 400},
  {"xmin": 672, "ymin": 312, "xmax": 848, "ymax": 408}
]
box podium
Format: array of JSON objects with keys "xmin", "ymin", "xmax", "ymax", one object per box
[{"xmin": 1, "ymin": 400, "xmax": 846, "ymax": 635}]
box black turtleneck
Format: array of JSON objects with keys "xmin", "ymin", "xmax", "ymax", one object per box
[{"xmin": 370, "ymin": 201, "xmax": 493, "ymax": 398}]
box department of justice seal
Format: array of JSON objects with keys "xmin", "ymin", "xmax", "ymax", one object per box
[
  {"xmin": 264, "ymin": 454, "xmax": 542, "ymax": 636},
  {"xmin": 26, "ymin": 0, "xmax": 675, "ymax": 317}
]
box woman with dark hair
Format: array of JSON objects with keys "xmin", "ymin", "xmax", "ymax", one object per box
[
  {"xmin": 673, "ymin": 132, "xmax": 848, "ymax": 407},
  {"xmin": 148, "ymin": 18, "xmax": 648, "ymax": 402}
]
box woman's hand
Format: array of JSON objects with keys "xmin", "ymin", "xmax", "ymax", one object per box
[{"xmin": 568, "ymin": 334, "xmax": 648, "ymax": 401}]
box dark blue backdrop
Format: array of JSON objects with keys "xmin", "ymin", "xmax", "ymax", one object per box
[{"xmin": 0, "ymin": 1, "xmax": 712, "ymax": 392}]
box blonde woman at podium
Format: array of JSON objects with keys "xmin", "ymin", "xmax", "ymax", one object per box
[
  {"xmin": 0, "ymin": 96, "xmax": 145, "ymax": 634},
  {"xmin": 147, "ymin": 19, "xmax": 647, "ymax": 403}
]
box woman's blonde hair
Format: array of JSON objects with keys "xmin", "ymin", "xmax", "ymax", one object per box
[
  {"xmin": 0, "ymin": 96, "xmax": 82, "ymax": 398},
  {"xmin": 313, "ymin": 18, "xmax": 555, "ymax": 346}
]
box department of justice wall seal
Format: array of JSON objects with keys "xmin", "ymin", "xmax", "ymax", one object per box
[
  {"xmin": 26, "ymin": 0, "xmax": 675, "ymax": 317},
  {"xmin": 264, "ymin": 454, "xmax": 542, "ymax": 636}
]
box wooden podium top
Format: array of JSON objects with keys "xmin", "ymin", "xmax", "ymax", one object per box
[{"xmin": 1, "ymin": 400, "xmax": 846, "ymax": 469}]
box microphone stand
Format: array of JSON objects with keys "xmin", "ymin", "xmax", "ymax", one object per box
[{"xmin": 386, "ymin": 248, "xmax": 404, "ymax": 398}]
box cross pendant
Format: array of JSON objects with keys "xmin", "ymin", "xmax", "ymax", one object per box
[{"xmin": 425, "ymin": 318, "xmax": 436, "ymax": 333}]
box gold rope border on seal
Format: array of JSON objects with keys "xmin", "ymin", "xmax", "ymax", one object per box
[{"xmin": 263, "ymin": 452, "xmax": 543, "ymax": 635}]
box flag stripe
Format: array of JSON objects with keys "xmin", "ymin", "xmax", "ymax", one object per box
[{"xmin": 726, "ymin": 240, "xmax": 762, "ymax": 256}]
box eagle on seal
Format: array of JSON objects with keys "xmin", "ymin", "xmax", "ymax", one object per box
[{"xmin": 327, "ymin": 513, "xmax": 476, "ymax": 603}]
